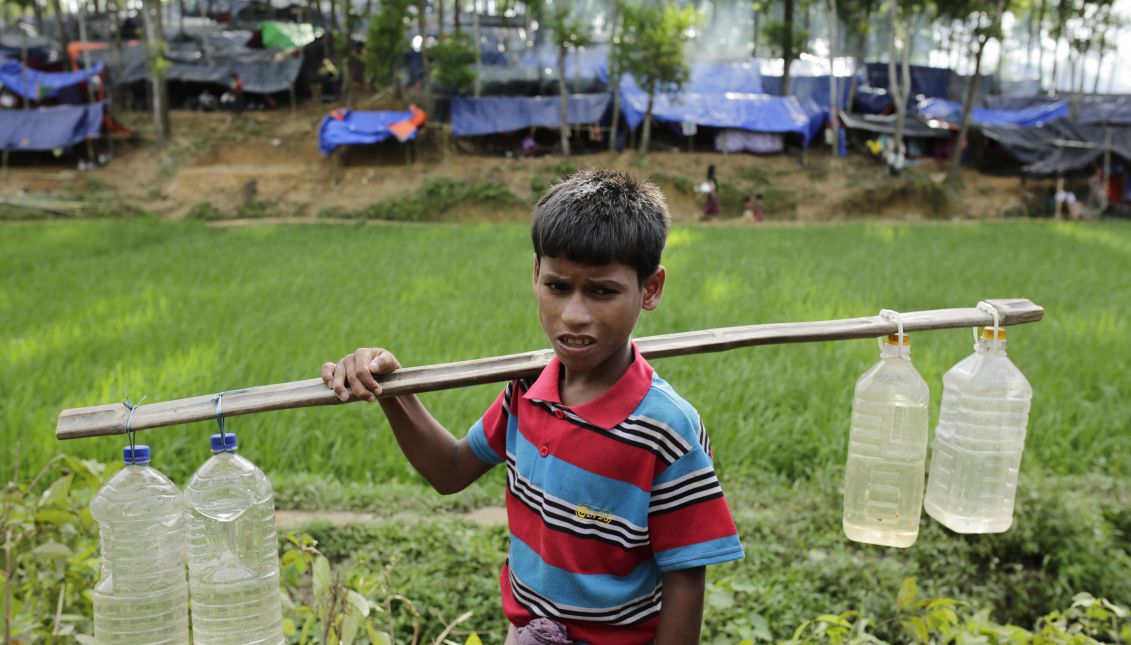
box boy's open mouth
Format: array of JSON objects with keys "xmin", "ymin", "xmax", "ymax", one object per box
[{"xmin": 556, "ymin": 335, "xmax": 596, "ymax": 352}]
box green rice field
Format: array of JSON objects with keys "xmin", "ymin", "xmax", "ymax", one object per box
[{"xmin": 3, "ymin": 218, "xmax": 1129, "ymax": 485}]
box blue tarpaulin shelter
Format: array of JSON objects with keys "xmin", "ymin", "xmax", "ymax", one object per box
[
  {"xmin": 0, "ymin": 60, "xmax": 104, "ymax": 100},
  {"xmin": 0, "ymin": 103, "xmax": 104, "ymax": 150},
  {"xmin": 917, "ymin": 97, "xmax": 1069, "ymax": 127},
  {"xmin": 761, "ymin": 74, "xmax": 852, "ymax": 110},
  {"xmin": 451, "ymin": 94, "xmax": 612, "ymax": 136},
  {"xmin": 612, "ymin": 61, "xmax": 762, "ymax": 95},
  {"xmin": 618, "ymin": 89, "xmax": 825, "ymax": 146},
  {"xmin": 318, "ymin": 109, "xmax": 421, "ymax": 155},
  {"xmin": 986, "ymin": 95, "xmax": 1131, "ymax": 126}
]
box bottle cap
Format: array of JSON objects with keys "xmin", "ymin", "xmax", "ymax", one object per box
[
  {"xmin": 885, "ymin": 333, "xmax": 910, "ymax": 346},
  {"xmin": 122, "ymin": 445, "xmax": 151, "ymax": 465},
  {"xmin": 210, "ymin": 433, "xmax": 238, "ymax": 453},
  {"xmin": 982, "ymin": 327, "xmax": 1006, "ymax": 340}
]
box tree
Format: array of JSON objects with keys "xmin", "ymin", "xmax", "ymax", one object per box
[
  {"xmin": 140, "ymin": 0, "xmax": 170, "ymax": 142},
  {"xmin": 365, "ymin": 0, "xmax": 412, "ymax": 98},
  {"xmin": 827, "ymin": 0, "xmax": 840, "ymax": 154},
  {"xmin": 761, "ymin": 14, "xmax": 809, "ymax": 96},
  {"xmin": 427, "ymin": 30, "xmax": 477, "ymax": 94},
  {"xmin": 942, "ymin": 0, "xmax": 1009, "ymax": 185},
  {"xmin": 607, "ymin": 0, "xmax": 624, "ymax": 153},
  {"xmin": 618, "ymin": 3, "xmax": 697, "ymax": 156},
  {"xmin": 549, "ymin": 3, "xmax": 592, "ymax": 158}
]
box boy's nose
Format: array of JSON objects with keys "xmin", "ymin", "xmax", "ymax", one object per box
[{"xmin": 560, "ymin": 295, "xmax": 592, "ymax": 328}]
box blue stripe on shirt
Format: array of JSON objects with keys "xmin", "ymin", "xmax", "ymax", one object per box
[
  {"xmin": 653, "ymin": 534, "xmax": 745, "ymax": 572},
  {"xmin": 467, "ymin": 418, "xmax": 503, "ymax": 465},
  {"xmin": 509, "ymin": 535, "xmax": 660, "ymax": 608}
]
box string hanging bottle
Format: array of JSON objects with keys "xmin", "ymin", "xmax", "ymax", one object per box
[
  {"xmin": 925, "ymin": 326, "xmax": 1032, "ymax": 533},
  {"xmin": 90, "ymin": 444, "xmax": 190, "ymax": 645},
  {"xmin": 843, "ymin": 333, "xmax": 930, "ymax": 548},
  {"xmin": 184, "ymin": 432, "xmax": 284, "ymax": 645}
]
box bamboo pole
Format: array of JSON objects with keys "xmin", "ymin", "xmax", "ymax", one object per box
[{"xmin": 56, "ymin": 299, "xmax": 1044, "ymax": 441}]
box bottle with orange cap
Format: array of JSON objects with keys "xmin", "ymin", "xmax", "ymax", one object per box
[
  {"xmin": 843, "ymin": 332, "xmax": 930, "ymax": 547},
  {"xmin": 924, "ymin": 326, "xmax": 1033, "ymax": 533}
]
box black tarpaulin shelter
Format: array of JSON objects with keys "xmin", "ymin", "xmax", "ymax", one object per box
[
  {"xmin": 979, "ymin": 120, "xmax": 1131, "ymax": 175},
  {"xmin": 839, "ymin": 112, "xmax": 951, "ymax": 138}
]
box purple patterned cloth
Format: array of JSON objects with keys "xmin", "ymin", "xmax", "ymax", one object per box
[{"xmin": 513, "ymin": 618, "xmax": 572, "ymax": 645}]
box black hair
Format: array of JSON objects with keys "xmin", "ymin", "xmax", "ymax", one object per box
[
  {"xmin": 531, "ymin": 168, "xmax": 670, "ymax": 286},
  {"xmin": 707, "ymin": 164, "xmax": 716, "ymax": 181},
  {"xmin": 755, "ymin": 193, "xmax": 764, "ymax": 199}
]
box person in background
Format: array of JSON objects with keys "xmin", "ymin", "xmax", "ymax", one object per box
[
  {"xmin": 701, "ymin": 164, "xmax": 720, "ymax": 220},
  {"xmin": 743, "ymin": 194, "xmax": 765, "ymax": 223},
  {"xmin": 228, "ymin": 73, "xmax": 245, "ymax": 115},
  {"xmin": 197, "ymin": 89, "xmax": 218, "ymax": 112},
  {"xmin": 318, "ymin": 57, "xmax": 340, "ymax": 103}
]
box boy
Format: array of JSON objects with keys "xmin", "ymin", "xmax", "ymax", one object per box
[{"xmin": 321, "ymin": 169, "xmax": 743, "ymax": 644}]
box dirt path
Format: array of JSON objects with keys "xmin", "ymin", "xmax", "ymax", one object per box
[{"xmin": 276, "ymin": 506, "xmax": 508, "ymax": 529}]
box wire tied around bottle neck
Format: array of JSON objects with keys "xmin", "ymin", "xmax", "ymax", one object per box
[
  {"xmin": 211, "ymin": 389, "xmax": 249, "ymax": 450},
  {"xmin": 878, "ymin": 309, "xmax": 907, "ymax": 359},
  {"xmin": 121, "ymin": 393, "xmax": 147, "ymax": 462},
  {"xmin": 975, "ymin": 301, "xmax": 1002, "ymax": 344}
]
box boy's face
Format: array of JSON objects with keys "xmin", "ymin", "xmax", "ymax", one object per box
[{"xmin": 533, "ymin": 255, "xmax": 664, "ymax": 380}]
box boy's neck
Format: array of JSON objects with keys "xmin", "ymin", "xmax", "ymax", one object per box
[{"xmin": 558, "ymin": 341, "xmax": 634, "ymax": 407}]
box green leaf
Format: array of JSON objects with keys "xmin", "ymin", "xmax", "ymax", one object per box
[
  {"xmin": 901, "ymin": 616, "xmax": 928, "ymax": 643},
  {"xmin": 347, "ymin": 589, "xmax": 371, "ymax": 617},
  {"xmin": 40, "ymin": 474, "xmax": 73, "ymax": 508},
  {"xmin": 35, "ymin": 509, "xmax": 78, "ymax": 526},
  {"xmin": 340, "ymin": 609, "xmax": 360, "ymax": 645},
  {"xmin": 365, "ymin": 624, "xmax": 393, "ymax": 645},
  {"xmin": 312, "ymin": 555, "xmax": 331, "ymax": 607},
  {"xmin": 815, "ymin": 614, "xmax": 852, "ymax": 627},
  {"xmin": 32, "ymin": 541, "xmax": 74, "ymax": 559},
  {"xmin": 897, "ymin": 576, "xmax": 919, "ymax": 611},
  {"xmin": 464, "ymin": 633, "xmax": 483, "ymax": 645},
  {"xmin": 282, "ymin": 617, "xmax": 296, "ymax": 636}
]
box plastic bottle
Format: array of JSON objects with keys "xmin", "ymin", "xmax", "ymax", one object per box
[
  {"xmin": 925, "ymin": 327, "xmax": 1032, "ymax": 533},
  {"xmin": 185, "ymin": 433, "xmax": 284, "ymax": 645},
  {"xmin": 843, "ymin": 333, "xmax": 930, "ymax": 548},
  {"xmin": 90, "ymin": 445, "xmax": 190, "ymax": 645}
]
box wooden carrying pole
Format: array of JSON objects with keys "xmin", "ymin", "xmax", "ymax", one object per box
[{"xmin": 56, "ymin": 299, "xmax": 1044, "ymax": 441}]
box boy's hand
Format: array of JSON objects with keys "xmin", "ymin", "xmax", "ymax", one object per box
[{"xmin": 321, "ymin": 348, "xmax": 401, "ymax": 403}]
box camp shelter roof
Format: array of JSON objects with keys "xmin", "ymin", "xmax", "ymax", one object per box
[
  {"xmin": 0, "ymin": 103, "xmax": 103, "ymax": 151},
  {"xmin": 259, "ymin": 21, "xmax": 322, "ymax": 49},
  {"xmin": 839, "ymin": 111, "xmax": 950, "ymax": 138},
  {"xmin": 979, "ymin": 120, "xmax": 1131, "ymax": 175},
  {"xmin": 615, "ymin": 61, "xmax": 763, "ymax": 95},
  {"xmin": 618, "ymin": 89, "xmax": 825, "ymax": 146},
  {"xmin": 318, "ymin": 106, "xmax": 426, "ymax": 155},
  {"xmin": 986, "ymin": 94, "xmax": 1131, "ymax": 126},
  {"xmin": 0, "ymin": 60, "xmax": 104, "ymax": 99},
  {"xmin": 862, "ymin": 63, "xmax": 951, "ymax": 101},
  {"xmin": 450, "ymin": 94, "xmax": 611, "ymax": 137},
  {"xmin": 917, "ymin": 97, "xmax": 1069, "ymax": 128},
  {"xmin": 76, "ymin": 38, "xmax": 303, "ymax": 93}
]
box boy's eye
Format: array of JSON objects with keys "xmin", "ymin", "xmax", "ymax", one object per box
[
  {"xmin": 546, "ymin": 282, "xmax": 569, "ymax": 293},
  {"xmin": 592, "ymin": 287, "xmax": 617, "ymax": 296}
]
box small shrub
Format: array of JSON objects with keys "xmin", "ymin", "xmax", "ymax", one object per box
[
  {"xmin": 364, "ymin": 177, "xmax": 519, "ymax": 221},
  {"xmin": 186, "ymin": 201, "xmax": 226, "ymax": 220}
]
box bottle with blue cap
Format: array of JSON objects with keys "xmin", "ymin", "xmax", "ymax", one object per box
[
  {"xmin": 184, "ymin": 432, "xmax": 284, "ymax": 644},
  {"xmin": 90, "ymin": 445, "xmax": 190, "ymax": 644}
]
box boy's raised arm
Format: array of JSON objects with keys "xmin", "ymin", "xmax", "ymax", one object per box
[
  {"xmin": 321, "ymin": 347, "xmax": 494, "ymax": 495},
  {"xmin": 654, "ymin": 567, "xmax": 706, "ymax": 645}
]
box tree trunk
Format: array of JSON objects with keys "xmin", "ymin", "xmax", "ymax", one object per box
[
  {"xmin": 454, "ymin": 0, "xmax": 461, "ymax": 32},
  {"xmin": 49, "ymin": 0, "xmax": 69, "ymax": 53},
  {"xmin": 639, "ymin": 90, "xmax": 654, "ymax": 155},
  {"xmin": 472, "ymin": 0, "xmax": 481, "ymax": 96},
  {"xmin": 437, "ymin": 0, "xmax": 444, "ymax": 41},
  {"xmin": 178, "ymin": 0, "xmax": 186, "ymax": 35},
  {"xmin": 340, "ymin": 0, "xmax": 353, "ymax": 107},
  {"xmin": 110, "ymin": 0, "xmax": 126, "ymax": 113},
  {"xmin": 828, "ymin": 0, "xmax": 839, "ymax": 154},
  {"xmin": 557, "ymin": 41, "xmax": 570, "ymax": 157},
  {"xmin": 847, "ymin": 26, "xmax": 867, "ymax": 111},
  {"xmin": 782, "ymin": 0, "xmax": 794, "ymax": 96},
  {"xmin": 948, "ymin": 2, "xmax": 1004, "ymax": 185},
  {"xmin": 1035, "ymin": 0, "xmax": 1047, "ymax": 89},
  {"xmin": 752, "ymin": 1, "xmax": 760, "ymax": 57},
  {"xmin": 32, "ymin": 0, "xmax": 45, "ymax": 36},
  {"xmin": 607, "ymin": 2, "xmax": 620, "ymax": 153},
  {"xmin": 141, "ymin": 0, "xmax": 170, "ymax": 142},
  {"xmin": 888, "ymin": 0, "xmax": 905, "ymax": 170},
  {"xmin": 418, "ymin": 0, "xmax": 431, "ymax": 106}
]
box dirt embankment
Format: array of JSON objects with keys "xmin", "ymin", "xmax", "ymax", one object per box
[{"xmin": 0, "ymin": 104, "xmax": 1025, "ymax": 221}]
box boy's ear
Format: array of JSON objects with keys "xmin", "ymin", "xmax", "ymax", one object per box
[
  {"xmin": 532, "ymin": 255, "xmax": 540, "ymax": 295},
  {"xmin": 642, "ymin": 266, "xmax": 666, "ymax": 311}
]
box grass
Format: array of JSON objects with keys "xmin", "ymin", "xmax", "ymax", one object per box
[{"xmin": 2, "ymin": 219, "xmax": 1130, "ymax": 485}]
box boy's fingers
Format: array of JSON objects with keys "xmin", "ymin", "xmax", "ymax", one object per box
[
  {"xmin": 352, "ymin": 349, "xmax": 382, "ymax": 395},
  {"xmin": 332, "ymin": 358, "xmax": 349, "ymax": 402},
  {"xmin": 321, "ymin": 362, "xmax": 336, "ymax": 386},
  {"xmin": 343, "ymin": 354, "xmax": 375, "ymax": 402}
]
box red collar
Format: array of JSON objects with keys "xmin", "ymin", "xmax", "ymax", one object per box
[{"xmin": 523, "ymin": 342, "xmax": 655, "ymax": 430}]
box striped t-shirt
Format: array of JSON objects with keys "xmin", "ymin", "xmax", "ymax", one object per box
[{"xmin": 467, "ymin": 347, "xmax": 744, "ymax": 644}]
